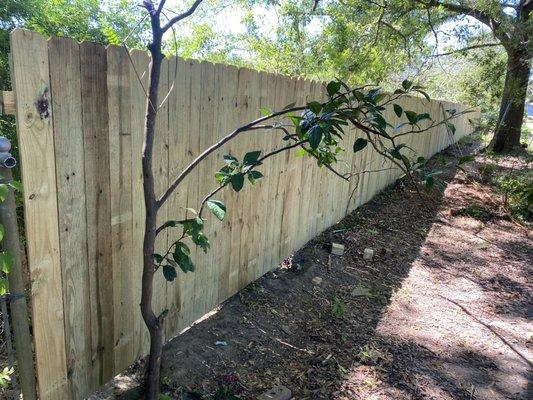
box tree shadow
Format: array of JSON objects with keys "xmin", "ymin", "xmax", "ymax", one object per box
[{"xmin": 110, "ymin": 142, "xmax": 531, "ymax": 400}]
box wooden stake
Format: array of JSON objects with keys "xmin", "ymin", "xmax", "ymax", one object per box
[{"xmin": 0, "ymin": 165, "xmax": 37, "ymax": 400}]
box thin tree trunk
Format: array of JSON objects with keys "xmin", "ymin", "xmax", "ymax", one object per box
[
  {"xmin": 141, "ymin": 7, "xmax": 165, "ymax": 400},
  {"xmin": 491, "ymin": 51, "xmax": 531, "ymax": 152}
]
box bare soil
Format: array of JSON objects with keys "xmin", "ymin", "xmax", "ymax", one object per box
[{"xmin": 95, "ymin": 136, "xmax": 532, "ymax": 400}]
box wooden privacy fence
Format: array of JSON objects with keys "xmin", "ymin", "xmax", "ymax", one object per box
[{"xmin": 8, "ymin": 29, "xmax": 478, "ymax": 400}]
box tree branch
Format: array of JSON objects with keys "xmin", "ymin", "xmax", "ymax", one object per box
[
  {"xmin": 162, "ymin": 0, "xmax": 205, "ymax": 33},
  {"xmin": 432, "ymin": 42, "xmax": 501, "ymax": 57},
  {"xmin": 423, "ymin": 0, "xmax": 493, "ymax": 26},
  {"xmin": 157, "ymin": 106, "xmax": 307, "ymax": 208},
  {"xmin": 197, "ymin": 139, "xmax": 307, "ymax": 217}
]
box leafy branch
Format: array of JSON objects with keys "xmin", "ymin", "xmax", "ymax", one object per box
[{"xmin": 153, "ymin": 78, "xmax": 469, "ymax": 281}]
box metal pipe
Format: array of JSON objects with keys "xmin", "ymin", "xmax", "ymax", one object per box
[{"xmin": 0, "ymin": 153, "xmax": 16, "ymax": 169}]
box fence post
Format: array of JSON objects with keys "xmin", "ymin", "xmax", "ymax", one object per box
[{"xmin": 0, "ymin": 136, "xmax": 37, "ymax": 400}]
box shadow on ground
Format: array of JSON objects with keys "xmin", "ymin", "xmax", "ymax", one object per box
[{"xmin": 99, "ymin": 138, "xmax": 531, "ymax": 400}]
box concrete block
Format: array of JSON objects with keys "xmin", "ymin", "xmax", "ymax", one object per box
[
  {"xmin": 257, "ymin": 385, "xmax": 292, "ymax": 400},
  {"xmin": 331, "ymin": 242, "xmax": 344, "ymax": 256}
]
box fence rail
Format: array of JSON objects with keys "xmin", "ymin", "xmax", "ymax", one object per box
[{"xmin": 8, "ymin": 28, "xmax": 479, "ymax": 400}]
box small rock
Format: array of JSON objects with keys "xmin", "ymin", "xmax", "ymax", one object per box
[
  {"xmin": 214, "ymin": 341, "xmax": 227, "ymax": 346},
  {"xmin": 312, "ymin": 276, "xmax": 323, "ymax": 285},
  {"xmin": 363, "ymin": 248, "xmax": 374, "ymax": 261},
  {"xmin": 351, "ymin": 284, "xmax": 372, "ymax": 297},
  {"xmin": 257, "ymin": 385, "xmax": 292, "ymax": 400},
  {"xmin": 331, "ymin": 242, "xmax": 345, "ymax": 256},
  {"xmin": 281, "ymin": 325, "xmax": 292, "ymax": 335}
]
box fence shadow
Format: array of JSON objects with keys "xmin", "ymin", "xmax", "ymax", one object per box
[{"xmin": 137, "ymin": 144, "xmax": 522, "ymax": 400}]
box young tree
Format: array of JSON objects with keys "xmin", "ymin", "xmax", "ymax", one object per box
[{"xmin": 137, "ymin": 1, "xmax": 470, "ymax": 398}]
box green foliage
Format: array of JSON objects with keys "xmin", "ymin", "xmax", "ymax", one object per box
[
  {"xmin": 331, "ymin": 296, "xmax": 346, "ymax": 318},
  {"xmin": 0, "ymin": 180, "xmax": 20, "ymax": 296},
  {"xmin": 215, "ymin": 151, "xmax": 264, "ymax": 191},
  {"xmin": 0, "ymin": 366, "xmax": 14, "ymax": 389},
  {"xmin": 495, "ymin": 172, "xmax": 533, "ymax": 221},
  {"xmin": 457, "ymin": 46, "xmax": 507, "ymax": 116},
  {"xmin": 456, "ymin": 205, "xmax": 492, "ymax": 221},
  {"xmin": 206, "ymin": 200, "xmax": 227, "ymax": 221},
  {"xmin": 353, "ymin": 138, "xmax": 368, "ymax": 153},
  {"xmin": 160, "ymin": 0, "xmax": 426, "ymax": 85}
]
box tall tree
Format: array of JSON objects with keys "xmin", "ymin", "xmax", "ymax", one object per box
[{"xmin": 330, "ymin": 0, "xmax": 532, "ymax": 151}]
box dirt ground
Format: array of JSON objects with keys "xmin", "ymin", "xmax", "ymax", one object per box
[{"xmin": 95, "ymin": 136, "xmax": 532, "ymax": 400}]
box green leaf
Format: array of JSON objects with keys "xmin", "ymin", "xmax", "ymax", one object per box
[
  {"xmin": 446, "ymin": 122, "xmax": 457, "ymax": 135},
  {"xmin": 424, "ymin": 176, "xmax": 435, "ymax": 190},
  {"xmin": 175, "ymin": 241, "xmax": 190, "ymax": 256},
  {"xmin": 0, "ymin": 251, "xmax": 14, "ymax": 274},
  {"xmin": 416, "ymin": 89, "xmax": 431, "ymax": 101},
  {"xmin": 206, "ymin": 199, "xmax": 227, "ymax": 221},
  {"xmin": 405, "ymin": 111, "xmax": 418, "ymax": 124},
  {"xmin": 192, "ymin": 232, "xmax": 210, "ymax": 253},
  {"xmin": 223, "ymin": 154, "xmax": 238, "ymax": 166},
  {"xmin": 326, "ymin": 81, "xmax": 342, "ymax": 96},
  {"xmin": 352, "ymin": 90, "xmax": 365, "ymax": 101},
  {"xmin": 230, "ymin": 173, "xmax": 244, "ymax": 192},
  {"xmin": 288, "ymin": 115, "xmax": 303, "ymax": 126},
  {"xmin": 389, "ymin": 149, "xmax": 402, "ymax": 160},
  {"xmin": 308, "ymin": 125, "xmax": 323, "ymax": 150},
  {"xmin": 401, "ymin": 155, "xmax": 411, "ymax": 169},
  {"xmin": 393, "ymin": 104, "xmax": 403, "ymax": 118},
  {"xmin": 0, "ymin": 224, "xmax": 3, "ymax": 242},
  {"xmin": 417, "ymin": 113, "xmax": 431, "ymax": 121},
  {"xmin": 215, "ymin": 171, "xmax": 229, "ymax": 184},
  {"xmin": 260, "ymin": 107, "xmax": 272, "ymax": 116},
  {"xmin": 153, "ymin": 253, "xmax": 164, "ymax": 264},
  {"xmin": 458, "ymin": 155, "xmax": 475, "ymax": 165},
  {"xmin": 282, "ymin": 102, "xmax": 296, "ymax": 111},
  {"xmin": 8, "ymin": 181, "xmax": 21, "ymax": 192},
  {"xmin": 248, "ymin": 170, "xmax": 263, "ymax": 184},
  {"xmin": 243, "ymin": 151, "xmax": 261, "ymax": 166},
  {"xmin": 172, "ymin": 244, "xmax": 195, "ymax": 272},
  {"xmin": 402, "ymin": 79, "xmax": 413, "ymax": 90},
  {"xmin": 374, "ymin": 93, "xmax": 386, "ymax": 104},
  {"xmin": 372, "ymin": 114, "xmax": 387, "ymax": 130},
  {"xmin": 0, "ymin": 278, "xmax": 8, "ymax": 296},
  {"xmin": 162, "ymin": 265, "xmax": 177, "ymax": 282},
  {"xmin": 295, "ymin": 147, "xmax": 309, "ymax": 157},
  {"xmin": 307, "ymin": 101, "xmax": 322, "ymax": 115},
  {"xmin": 353, "ymin": 138, "xmax": 368, "ymax": 153},
  {"xmin": 0, "ymin": 185, "xmax": 8, "ymax": 202}
]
